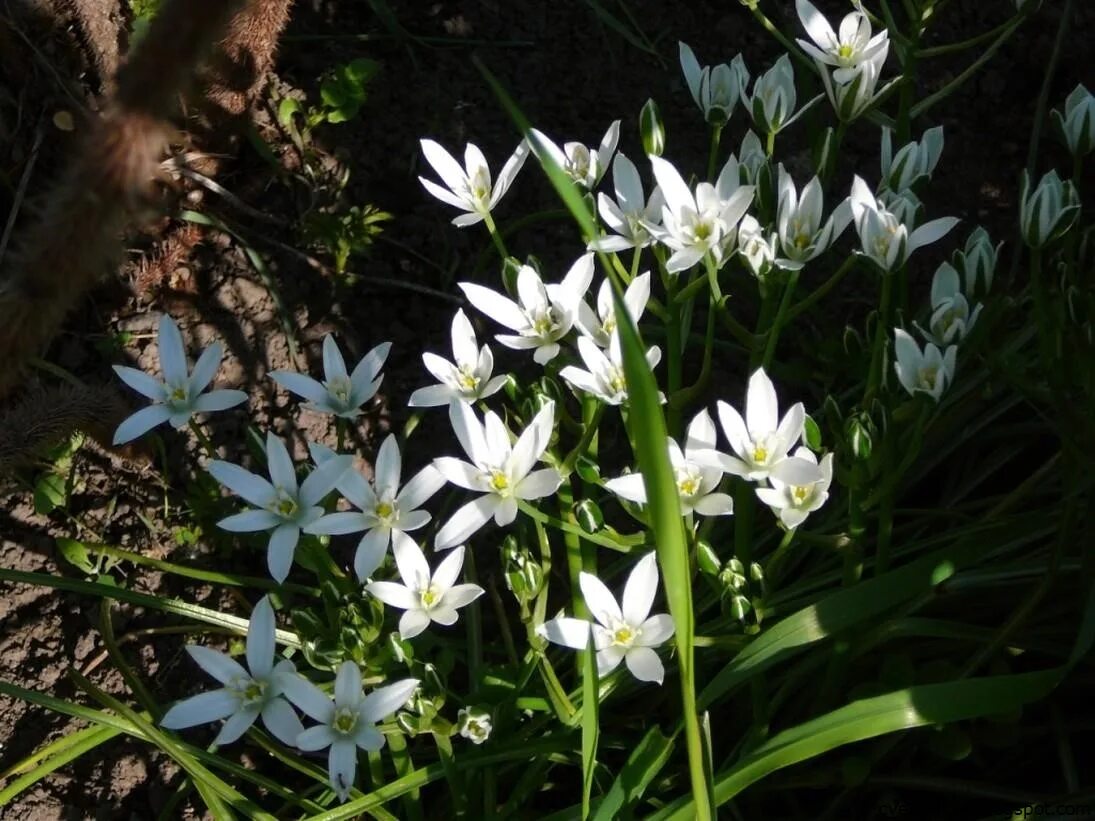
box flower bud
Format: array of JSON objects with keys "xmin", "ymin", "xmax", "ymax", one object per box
[
  {"xmin": 748, "ymin": 55, "xmax": 797, "ymax": 135},
  {"xmin": 953, "ymin": 226, "xmax": 999, "ymax": 297},
  {"xmin": 1020, "ymin": 170, "xmax": 1081, "ymax": 248},
  {"xmin": 639, "ymin": 98, "xmax": 666, "ymax": 157},
  {"xmin": 1052, "ymin": 84, "xmax": 1095, "ymax": 157},
  {"xmin": 457, "ymin": 707, "xmax": 493, "ymax": 745}
]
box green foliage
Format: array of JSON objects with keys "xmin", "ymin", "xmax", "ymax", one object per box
[{"xmin": 301, "ymin": 204, "xmax": 393, "ymax": 275}]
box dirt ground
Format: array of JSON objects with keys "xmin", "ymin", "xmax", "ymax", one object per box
[{"xmin": 0, "ymin": 0, "xmax": 1092, "ymax": 816}]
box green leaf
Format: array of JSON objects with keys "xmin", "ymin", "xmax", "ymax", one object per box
[
  {"xmin": 592, "ymin": 726, "xmax": 676, "ymax": 820},
  {"xmin": 277, "ymin": 96, "xmax": 303, "ymax": 129},
  {"xmin": 581, "ymin": 626, "xmax": 600, "ymax": 818},
  {"xmin": 33, "ymin": 473, "xmax": 67, "ymax": 515},
  {"xmin": 56, "ymin": 537, "xmax": 97, "ymax": 574}
]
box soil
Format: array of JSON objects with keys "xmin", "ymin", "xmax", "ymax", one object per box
[{"xmin": 0, "ymin": 0, "xmax": 1092, "ymax": 817}]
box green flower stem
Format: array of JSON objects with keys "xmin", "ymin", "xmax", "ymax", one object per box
[
  {"xmin": 188, "ymin": 420, "xmax": 218, "ymax": 460},
  {"xmin": 666, "ymin": 273, "xmax": 683, "ymax": 438},
  {"xmin": 707, "ymin": 124, "xmax": 723, "ymax": 182},
  {"xmin": 560, "ymin": 403, "xmax": 604, "ymax": 477},
  {"xmin": 764, "ymin": 529, "xmax": 797, "ymax": 586},
  {"xmin": 463, "ymin": 548, "xmax": 485, "ymax": 696},
  {"xmin": 765, "ymin": 129, "xmax": 776, "ymax": 159},
  {"xmin": 917, "ymin": 15, "xmax": 1020, "ymax": 58},
  {"xmin": 705, "ymin": 256, "xmax": 756, "ymax": 349},
  {"xmin": 784, "ymin": 255, "xmax": 857, "ymax": 324},
  {"xmin": 482, "ymin": 212, "xmax": 509, "ymax": 261},
  {"xmin": 864, "ymin": 268, "xmax": 896, "ymax": 406},
  {"xmin": 733, "ymin": 482, "xmax": 756, "ymax": 567},
  {"xmin": 909, "ymin": 15, "xmax": 1025, "ymax": 120},
  {"xmin": 669, "ymin": 299, "xmax": 717, "ymax": 411},
  {"xmin": 896, "ymin": 22, "xmax": 921, "ymax": 145},
  {"xmin": 336, "ymin": 417, "xmax": 348, "ymax": 452},
  {"xmin": 517, "ymin": 501, "xmax": 642, "ymax": 552},
  {"xmin": 759, "ymin": 269, "xmax": 800, "ymax": 369},
  {"xmin": 558, "ymin": 481, "xmax": 589, "ymax": 620},
  {"xmin": 746, "ymin": 4, "xmax": 815, "ymax": 76},
  {"xmin": 875, "ymin": 465, "xmax": 895, "ymax": 576},
  {"xmin": 629, "ymin": 246, "xmax": 643, "ymax": 283},
  {"xmin": 1025, "ymin": 0, "xmax": 1074, "ymax": 177},
  {"xmin": 1030, "ymin": 248, "xmax": 1053, "ymax": 372}
]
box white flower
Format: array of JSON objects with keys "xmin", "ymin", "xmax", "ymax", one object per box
[
  {"xmin": 160, "ymin": 597, "xmax": 304, "ymax": 746},
  {"xmin": 699, "ymin": 368, "xmax": 821, "ymax": 485},
  {"xmin": 849, "ymin": 176, "xmax": 958, "ymax": 271},
  {"xmin": 746, "ymin": 55, "xmax": 800, "ymax": 134},
  {"xmin": 112, "ymin": 315, "xmax": 246, "ymax": 445},
  {"xmin": 775, "ymin": 164, "xmax": 852, "ymax": 269},
  {"xmin": 647, "ymin": 155, "xmax": 754, "ymax": 273},
  {"xmin": 364, "ymin": 533, "xmax": 484, "ymax": 638},
  {"xmin": 737, "ymin": 215, "xmax": 778, "ymax": 279},
  {"xmin": 589, "ymin": 154, "xmax": 665, "ymax": 252},
  {"xmin": 606, "ymin": 410, "xmax": 734, "ymax": 517},
  {"xmin": 209, "ymin": 433, "xmax": 352, "ymax": 582},
  {"xmin": 893, "ymin": 328, "xmax": 956, "ymax": 401},
  {"xmin": 271, "ymin": 336, "xmax": 389, "ymax": 419},
  {"xmin": 678, "ymin": 42, "xmax": 749, "ymax": 125},
  {"xmin": 432, "ymin": 400, "xmax": 561, "ymax": 548},
  {"xmin": 559, "ymin": 334, "xmax": 661, "ymax": 406},
  {"xmin": 795, "ymin": 0, "xmax": 889, "ymax": 83},
  {"xmin": 529, "ymin": 120, "xmax": 621, "ymax": 189},
  {"xmin": 756, "ymin": 447, "xmax": 833, "ymax": 530},
  {"xmin": 281, "ymin": 663, "xmax": 418, "ymax": 802},
  {"xmin": 915, "ymin": 262, "xmax": 982, "ymax": 346},
  {"xmin": 418, "ymin": 139, "xmax": 529, "ymax": 227},
  {"xmin": 1053, "ymin": 84, "xmax": 1095, "ymax": 157},
  {"xmin": 457, "ymin": 707, "xmax": 492, "ymax": 745},
  {"xmin": 1019, "ymin": 170, "xmax": 1081, "ymax": 249},
  {"xmin": 459, "ymin": 254, "xmax": 594, "ymax": 365},
  {"xmin": 954, "ymin": 226, "xmax": 999, "ymax": 296},
  {"xmin": 538, "ymin": 553, "xmax": 675, "ymax": 683},
  {"xmin": 880, "ymin": 126, "xmax": 944, "ymax": 193},
  {"xmin": 576, "ymin": 272, "xmax": 652, "ymax": 347},
  {"xmin": 738, "ymin": 130, "xmax": 767, "ymax": 184},
  {"xmin": 305, "ymin": 436, "xmax": 445, "ymax": 581},
  {"xmin": 408, "ymin": 310, "xmax": 507, "ymax": 407},
  {"xmin": 820, "ymin": 43, "xmax": 890, "ymax": 122}
]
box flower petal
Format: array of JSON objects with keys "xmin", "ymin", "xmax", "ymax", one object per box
[
  {"xmin": 246, "ymin": 596, "xmax": 276, "ymax": 678},
  {"xmin": 113, "ymin": 405, "xmax": 172, "ymax": 445},
  {"xmin": 514, "ymin": 468, "xmax": 562, "ymax": 500},
  {"xmin": 218, "ymin": 508, "xmax": 280, "ymax": 532},
  {"xmin": 213, "ymin": 705, "xmax": 261, "ymax": 745},
  {"xmin": 399, "ymin": 608, "xmax": 432, "ymax": 638},
  {"xmin": 392, "ymin": 531, "xmax": 430, "ymax": 590},
  {"xmin": 459, "ymin": 283, "xmax": 528, "ymax": 331},
  {"xmin": 637, "ymin": 613, "xmax": 676, "ymax": 646},
  {"xmin": 300, "ymin": 454, "xmax": 354, "ymax": 507},
  {"xmin": 192, "ymin": 390, "xmax": 247, "ymax": 413},
  {"xmin": 538, "ymin": 616, "xmax": 593, "ymax": 649},
  {"xmin": 431, "ymin": 545, "xmax": 466, "ymax": 592},
  {"xmin": 435, "ymin": 495, "xmax": 497, "ymax": 550},
  {"xmin": 353, "ymin": 528, "xmax": 391, "ymax": 581},
  {"xmin": 364, "ymin": 581, "xmax": 418, "ymax": 610},
  {"xmin": 113, "ymin": 365, "xmax": 164, "ymax": 400},
  {"xmin": 296, "ymin": 723, "xmax": 336, "ymax": 751},
  {"xmin": 440, "ymin": 583, "xmax": 484, "ymax": 610},
  {"xmin": 270, "ymin": 371, "xmax": 330, "ymax": 405},
  {"xmin": 281, "ymin": 675, "xmax": 334, "ymax": 723},
  {"xmin": 397, "ymin": 464, "xmax": 446, "ymax": 511},
  {"xmin": 624, "ymin": 646, "xmax": 665, "ymax": 684},
  {"xmin": 157, "ymin": 314, "xmax": 189, "ymax": 387},
  {"xmin": 579, "ymin": 571, "xmax": 623, "ymax": 627},
  {"xmin": 745, "ymin": 368, "xmax": 779, "ymax": 436},
  {"xmin": 329, "ymin": 739, "xmax": 358, "ymax": 801},
  {"xmin": 265, "ymin": 434, "xmax": 297, "ymax": 493},
  {"xmin": 622, "ymin": 552, "xmax": 659, "ymax": 626},
  {"xmin": 605, "ymin": 473, "xmax": 648, "ymax": 504},
  {"xmin": 161, "ymin": 689, "xmax": 238, "ymax": 730},
  {"xmin": 360, "ymin": 678, "xmax": 419, "ymax": 724},
  {"xmin": 267, "ymin": 523, "xmax": 300, "ymax": 583},
  {"xmin": 596, "ymin": 645, "xmax": 627, "ymax": 677},
  {"xmin": 261, "ymin": 697, "xmax": 306, "ymax": 746}
]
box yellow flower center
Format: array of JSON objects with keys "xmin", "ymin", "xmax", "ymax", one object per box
[
  {"xmin": 602, "ymin": 314, "xmax": 617, "ymax": 334},
  {"xmin": 274, "ymin": 495, "xmax": 298, "ymax": 517},
  {"xmin": 694, "ymin": 221, "xmax": 713, "ymax": 241},
  {"xmin": 457, "ymin": 366, "xmax": 480, "ymax": 391},
  {"xmin": 837, "ymin": 44, "xmax": 854, "ymax": 60},
  {"xmin": 333, "ymin": 707, "xmax": 358, "ymax": 735},
  {"xmin": 608, "ymin": 370, "xmax": 627, "ymax": 395},
  {"xmin": 469, "ymin": 168, "xmax": 492, "ymax": 205},
  {"xmin": 917, "ymin": 366, "xmax": 939, "ymax": 390},
  {"xmin": 792, "ymin": 485, "xmax": 811, "ymax": 503},
  {"xmin": 677, "ymin": 475, "xmax": 699, "ymax": 496},
  {"xmin": 231, "ymin": 676, "xmax": 266, "ymax": 705},
  {"xmin": 752, "ymin": 445, "xmax": 769, "ymax": 464},
  {"xmin": 375, "ymin": 501, "xmax": 394, "ymax": 520},
  {"xmin": 613, "ymin": 625, "xmax": 635, "ymax": 645},
  {"xmin": 170, "ymin": 386, "xmax": 188, "ymax": 402},
  {"xmin": 326, "ymin": 376, "xmax": 353, "ymax": 404},
  {"xmin": 794, "ymin": 232, "xmax": 811, "ymax": 250},
  {"xmin": 489, "ymin": 470, "xmax": 510, "ymax": 493},
  {"xmin": 420, "ymin": 584, "xmax": 441, "ymax": 609},
  {"xmin": 531, "ymin": 311, "xmax": 558, "ymax": 337}
]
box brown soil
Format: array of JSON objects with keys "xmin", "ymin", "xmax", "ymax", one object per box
[{"xmin": 0, "ymin": 0, "xmax": 1092, "ymax": 816}]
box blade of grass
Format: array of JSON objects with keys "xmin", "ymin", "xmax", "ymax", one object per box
[
  {"xmin": 475, "ymin": 56, "xmax": 712, "ymax": 820},
  {"xmin": 0, "ymin": 726, "xmax": 121, "ymax": 805},
  {"xmin": 581, "ymin": 624, "xmax": 600, "ymax": 818}
]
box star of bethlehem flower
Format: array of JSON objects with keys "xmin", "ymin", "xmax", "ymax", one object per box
[
  {"xmin": 432, "ymin": 399, "xmax": 561, "ymax": 549},
  {"xmin": 1053, "ymin": 84, "xmax": 1095, "ymax": 157},
  {"xmin": 737, "ymin": 215, "xmax": 778, "ymax": 279},
  {"xmin": 1019, "ymin": 169, "xmax": 1081, "ymax": 249},
  {"xmin": 576, "ymin": 272, "xmax": 652, "ymax": 347},
  {"xmin": 459, "ymin": 254, "xmax": 594, "ymax": 364},
  {"xmin": 849, "ymin": 176, "xmax": 958, "ymax": 272},
  {"xmin": 407, "ymin": 309, "xmax": 507, "ymax": 407},
  {"xmin": 893, "ymin": 328, "xmax": 956, "ymax": 402},
  {"xmin": 954, "ymin": 226, "xmax": 999, "ymax": 297},
  {"xmin": 306, "ymin": 436, "xmax": 445, "ymax": 581},
  {"xmin": 538, "ymin": 552, "xmax": 676, "ymax": 683},
  {"xmin": 647, "ymin": 154, "xmax": 755, "ymax": 273},
  {"xmin": 457, "ymin": 707, "xmax": 492, "ymax": 745},
  {"xmin": 160, "ymin": 596, "xmax": 304, "ymax": 746},
  {"xmin": 756, "ymin": 446, "xmax": 834, "ymax": 530},
  {"xmin": 746, "ymin": 55, "xmax": 808, "ymax": 135},
  {"xmin": 775, "ymin": 164, "xmax": 852, "ymax": 270},
  {"xmin": 588, "ymin": 153, "xmax": 665, "ymax": 252},
  {"xmin": 418, "ymin": 138, "xmax": 529, "ymax": 227},
  {"xmin": 678, "ymin": 42, "xmax": 749, "ymax": 125},
  {"xmin": 820, "ymin": 42, "xmax": 890, "ymax": 122},
  {"xmin": 209, "ymin": 432, "xmax": 352, "ymax": 582},
  {"xmin": 364, "ymin": 533, "xmax": 485, "ymax": 639},
  {"xmin": 559, "ymin": 333, "xmax": 662, "ymax": 406},
  {"xmin": 281, "ymin": 662, "xmax": 418, "ymax": 802},
  {"xmin": 112, "ymin": 314, "xmax": 246, "ymax": 445},
  {"xmin": 738, "ymin": 130, "xmax": 767, "ymax": 184},
  {"xmin": 795, "ymin": 0, "xmax": 889, "ymax": 84},
  {"xmin": 606, "ymin": 410, "xmax": 734, "ymax": 518},
  {"xmin": 880, "ymin": 126, "xmax": 944, "ymax": 193},
  {"xmin": 529, "ymin": 120, "xmax": 620, "ymax": 190},
  {"xmin": 271, "ymin": 335, "xmax": 390, "ymax": 419},
  {"xmin": 696, "ymin": 368, "xmax": 822, "ymax": 486},
  {"xmin": 914, "ymin": 262, "xmax": 982, "ymax": 346}
]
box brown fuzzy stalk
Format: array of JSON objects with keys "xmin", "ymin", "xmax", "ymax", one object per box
[
  {"xmin": 0, "ymin": 382, "xmax": 130, "ymax": 476},
  {"xmin": 0, "ymin": 0, "xmax": 246, "ymax": 400}
]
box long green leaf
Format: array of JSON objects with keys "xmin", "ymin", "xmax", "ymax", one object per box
[
  {"xmin": 0, "ymin": 568, "xmax": 301, "ymax": 648},
  {"xmin": 592, "ymin": 726, "xmax": 676, "ymax": 820},
  {"xmin": 581, "ymin": 628, "xmax": 600, "ymax": 818},
  {"xmin": 0, "ymin": 726, "xmax": 120, "ymax": 805}
]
